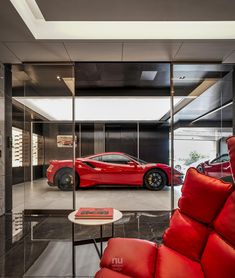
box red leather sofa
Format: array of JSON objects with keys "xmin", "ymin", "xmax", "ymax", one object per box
[{"xmin": 95, "ymin": 137, "xmax": 235, "ymax": 278}]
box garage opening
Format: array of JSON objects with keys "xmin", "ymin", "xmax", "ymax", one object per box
[{"xmin": 172, "ymin": 63, "xmax": 233, "ymax": 206}]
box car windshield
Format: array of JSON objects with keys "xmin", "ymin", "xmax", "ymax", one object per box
[
  {"xmin": 210, "ymin": 154, "xmax": 229, "ymax": 164},
  {"xmin": 126, "ymin": 154, "xmax": 148, "ymax": 165}
]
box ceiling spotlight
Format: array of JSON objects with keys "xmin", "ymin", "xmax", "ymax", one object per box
[
  {"xmin": 179, "ymin": 76, "xmax": 186, "ymax": 80},
  {"xmin": 57, "ymin": 75, "xmax": 61, "ymax": 81}
]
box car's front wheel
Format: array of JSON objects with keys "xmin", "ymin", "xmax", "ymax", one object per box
[
  {"xmin": 144, "ymin": 169, "xmax": 167, "ymax": 191},
  {"xmin": 54, "ymin": 168, "xmax": 78, "ymax": 191},
  {"xmin": 196, "ymin": 165, "xmax": 204, "ymax": 173}
]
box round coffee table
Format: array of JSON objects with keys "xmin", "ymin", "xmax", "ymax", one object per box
[{"xmin": 68, "ymin": 209, "xmax": 122, "ymax": 261}]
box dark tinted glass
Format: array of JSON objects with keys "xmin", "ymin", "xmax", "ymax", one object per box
[{"xmin": 101, "ymin": 154, "xmax": 130, "ymax": 164}]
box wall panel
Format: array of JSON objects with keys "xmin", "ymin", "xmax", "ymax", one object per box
[
  {"xmin": 139, "ymin": 123, "xmax": 169, "ymax": 164},
  {"xmin": 105, "ymin": 123, "xmax": 137, "ymax": 157}
]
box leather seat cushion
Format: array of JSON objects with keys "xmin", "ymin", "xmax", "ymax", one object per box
[
  {"xmin": 100, "ymin": 238, "xmax": 157, "ymax": 278},
  {"xmin": 214, "ymin": 191, "xmax": 235, "ymax": 246},
  {"xmin": 95, "ymin": 267, "xmax": 133, "ymax": 278},
  {"xmin": 201, "ymin": 232, "xmax": 235, "ymax": 278},
  {"xmin": 163, "ymin": 209, "xmax": 208, "ymax": 261},
  {"xmin": 178, "ymin": 168, "xmax": 232, "ymax": 224},
  {"xmin": 155, "ymin": 245, "xmax": 204, "ymax": 278}
]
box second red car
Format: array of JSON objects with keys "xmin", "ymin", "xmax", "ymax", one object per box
[{"xmin": 196, "ymin": 153, "xmax": 231, "ymax": 179}]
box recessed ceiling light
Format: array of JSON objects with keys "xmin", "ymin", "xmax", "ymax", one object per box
[
  {"xmin": 140, "ymin": 71, "xmax": 158, "ymax": 81},
  {"xmin": 57, "ymin": 75, "xmax": 61, "ymax": 81},
  {"xmin": 11, "ymin": 0, "xmax": 235, "ymax": 40},
  {"xmin": 14, "ymin": 96, "xmax": 183, "ymax": 121},
  {"xmin": 25, "ymin": 0, "xmax": 44, "ymax": 20}
]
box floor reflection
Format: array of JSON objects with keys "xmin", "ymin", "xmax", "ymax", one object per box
[{"xmin": 0, "ymin": 210, "xmax": 170, "ymax": 277}]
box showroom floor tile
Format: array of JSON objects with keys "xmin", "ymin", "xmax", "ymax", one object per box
[{"xmin": 13, "ymin": 179, "xmax": 182, "ymax": 212}]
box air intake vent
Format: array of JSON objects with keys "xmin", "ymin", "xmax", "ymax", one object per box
[{"xmin": 83, "ymin": 161, "xmax": 96, "ymax": 168}]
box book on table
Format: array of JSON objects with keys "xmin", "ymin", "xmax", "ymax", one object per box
[{"xmin": 75, "ymin": 207, "xmax": 114, "ymax": 219}]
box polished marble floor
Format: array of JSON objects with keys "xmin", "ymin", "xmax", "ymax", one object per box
[
  {"xmin": 4, "ymin": 178, "xmax": 179, "ymax": 277},
  {"xmin": 0, "ymin": 210, "xmax": 170, "ymax": 278},
  {"xmin": 13, "ymin": 179, "xmax": 182, "ymax": 212}
]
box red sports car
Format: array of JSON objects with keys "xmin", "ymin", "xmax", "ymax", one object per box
[
  {"xmin": 196, "ymin": 153, "xmax": 231, "ymax": 179},
  {"xmin": 46, "ymin": 152, "xmax": 183, "ymax": 191}
]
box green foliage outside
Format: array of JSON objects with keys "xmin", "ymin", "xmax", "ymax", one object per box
[{"xmin": 184, "ymin": 151, "xmax": 206, "ymax": 166}]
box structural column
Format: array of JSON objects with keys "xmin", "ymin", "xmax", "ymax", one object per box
[
  {"xmin": 0, "ymin": 64, "xmax": 5, "ymax": 216},
  {"xmin": 0, "ymin": 64, "xmax": 12, "ymax": 215},
  {"xmin": 4, "ymin": 65, "xmax": 12, "ymax": 213}
]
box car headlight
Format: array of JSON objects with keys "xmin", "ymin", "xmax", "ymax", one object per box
[{"xmin": 47, "ymin": 165, "xmax": 54, "ymax": 172}]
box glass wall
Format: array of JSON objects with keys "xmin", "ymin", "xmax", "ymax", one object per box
[
  {"xmin": 12, "ymin": 64, "xmax": 75, "ymax": 211},
  {"xmin": 74, "ymin": 62, "xmax": 174, "ymax": 212},
  {"xmin": 11, "ymin": 64, "xmax": 76, "ymax": 276},
  {"xmin": 173, "ymin": 63, "xmax": 233, "ymax": 208},
  {"xmin": 11, "ymin": 63, "xmax": 234, "ymax": 212},
  {"xmin": 8, "ymin": 62, "xmax": 234, "ymax": 277}
]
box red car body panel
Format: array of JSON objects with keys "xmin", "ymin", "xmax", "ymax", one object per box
[
  {"xmin": 47, "ymin": 152, "xmax": 183, "ymax": 188},
  {"xmin": 197, "ymin": 154, "xmax": 231, "ymax": 179}
]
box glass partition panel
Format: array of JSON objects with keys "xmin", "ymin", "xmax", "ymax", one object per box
[
  {"xmin": 73, "ymin": 62, "xmax": 177, "ymax": 276},
  {"xmin": 173, "ymin": 63, "xmax": 233, "ymax": 208},
  {"xmin": 74, "ymin": 62, "xmax": 174, "ymax": 215},
  {"xmin": 15, "ymin": 64, "xmax": 75, "ymax": 211},
  {"xmin": 12, "ymin": 64, "xmax": 75, "ymax": 276}
]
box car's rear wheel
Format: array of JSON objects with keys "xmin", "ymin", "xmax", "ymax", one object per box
[
  {"xmin": 54, "ymin": 168, "xmax": 78, "ymax": 191},
  {"xmin": 144, "ymin": 169, "xmax": 167, "ymax": 191}
]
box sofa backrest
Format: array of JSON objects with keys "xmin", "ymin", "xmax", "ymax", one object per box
[
  {"xmin": 201, "ymin": 191, "xmax": 235, "ymax": 278},
  {"xmin": 200, "ymin": 136, "xmax": 235, "ymax": 277},
  {"xmin": 178, "ymin": 168, "xmax": 232, "ymax": 224},
  {"xmin": 163, "ymin": 136, "xmax": 235, "ymax": 276},
  {"xmin": 163, "ymin": 168, "xmax": 232, "ymax": 261}
]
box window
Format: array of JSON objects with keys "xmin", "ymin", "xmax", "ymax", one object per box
[
  {"xmin": 12, "ymin": 127, "xmax": 23, "ymax": 167},
  {"xmin": 32, "ymin": 133, "xmax": 38, "ymax": 166},
  {"xmin": 91, "ymin": 155, "xmax": 102, "ymax": 161},
  {"xmin": 101, "ymin": 154, "xmax": 130, "ymax": 165},
  {"xmin": 211, "ymin": 154, "xmax": 229, "ymax": 164},
  {"xmin": 32, "ymin": 133, "xmax": 44, "ymax": 166},
  {"xmin": 127, "ymin": 154, "xmax": 147, "ymax": 165}
]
